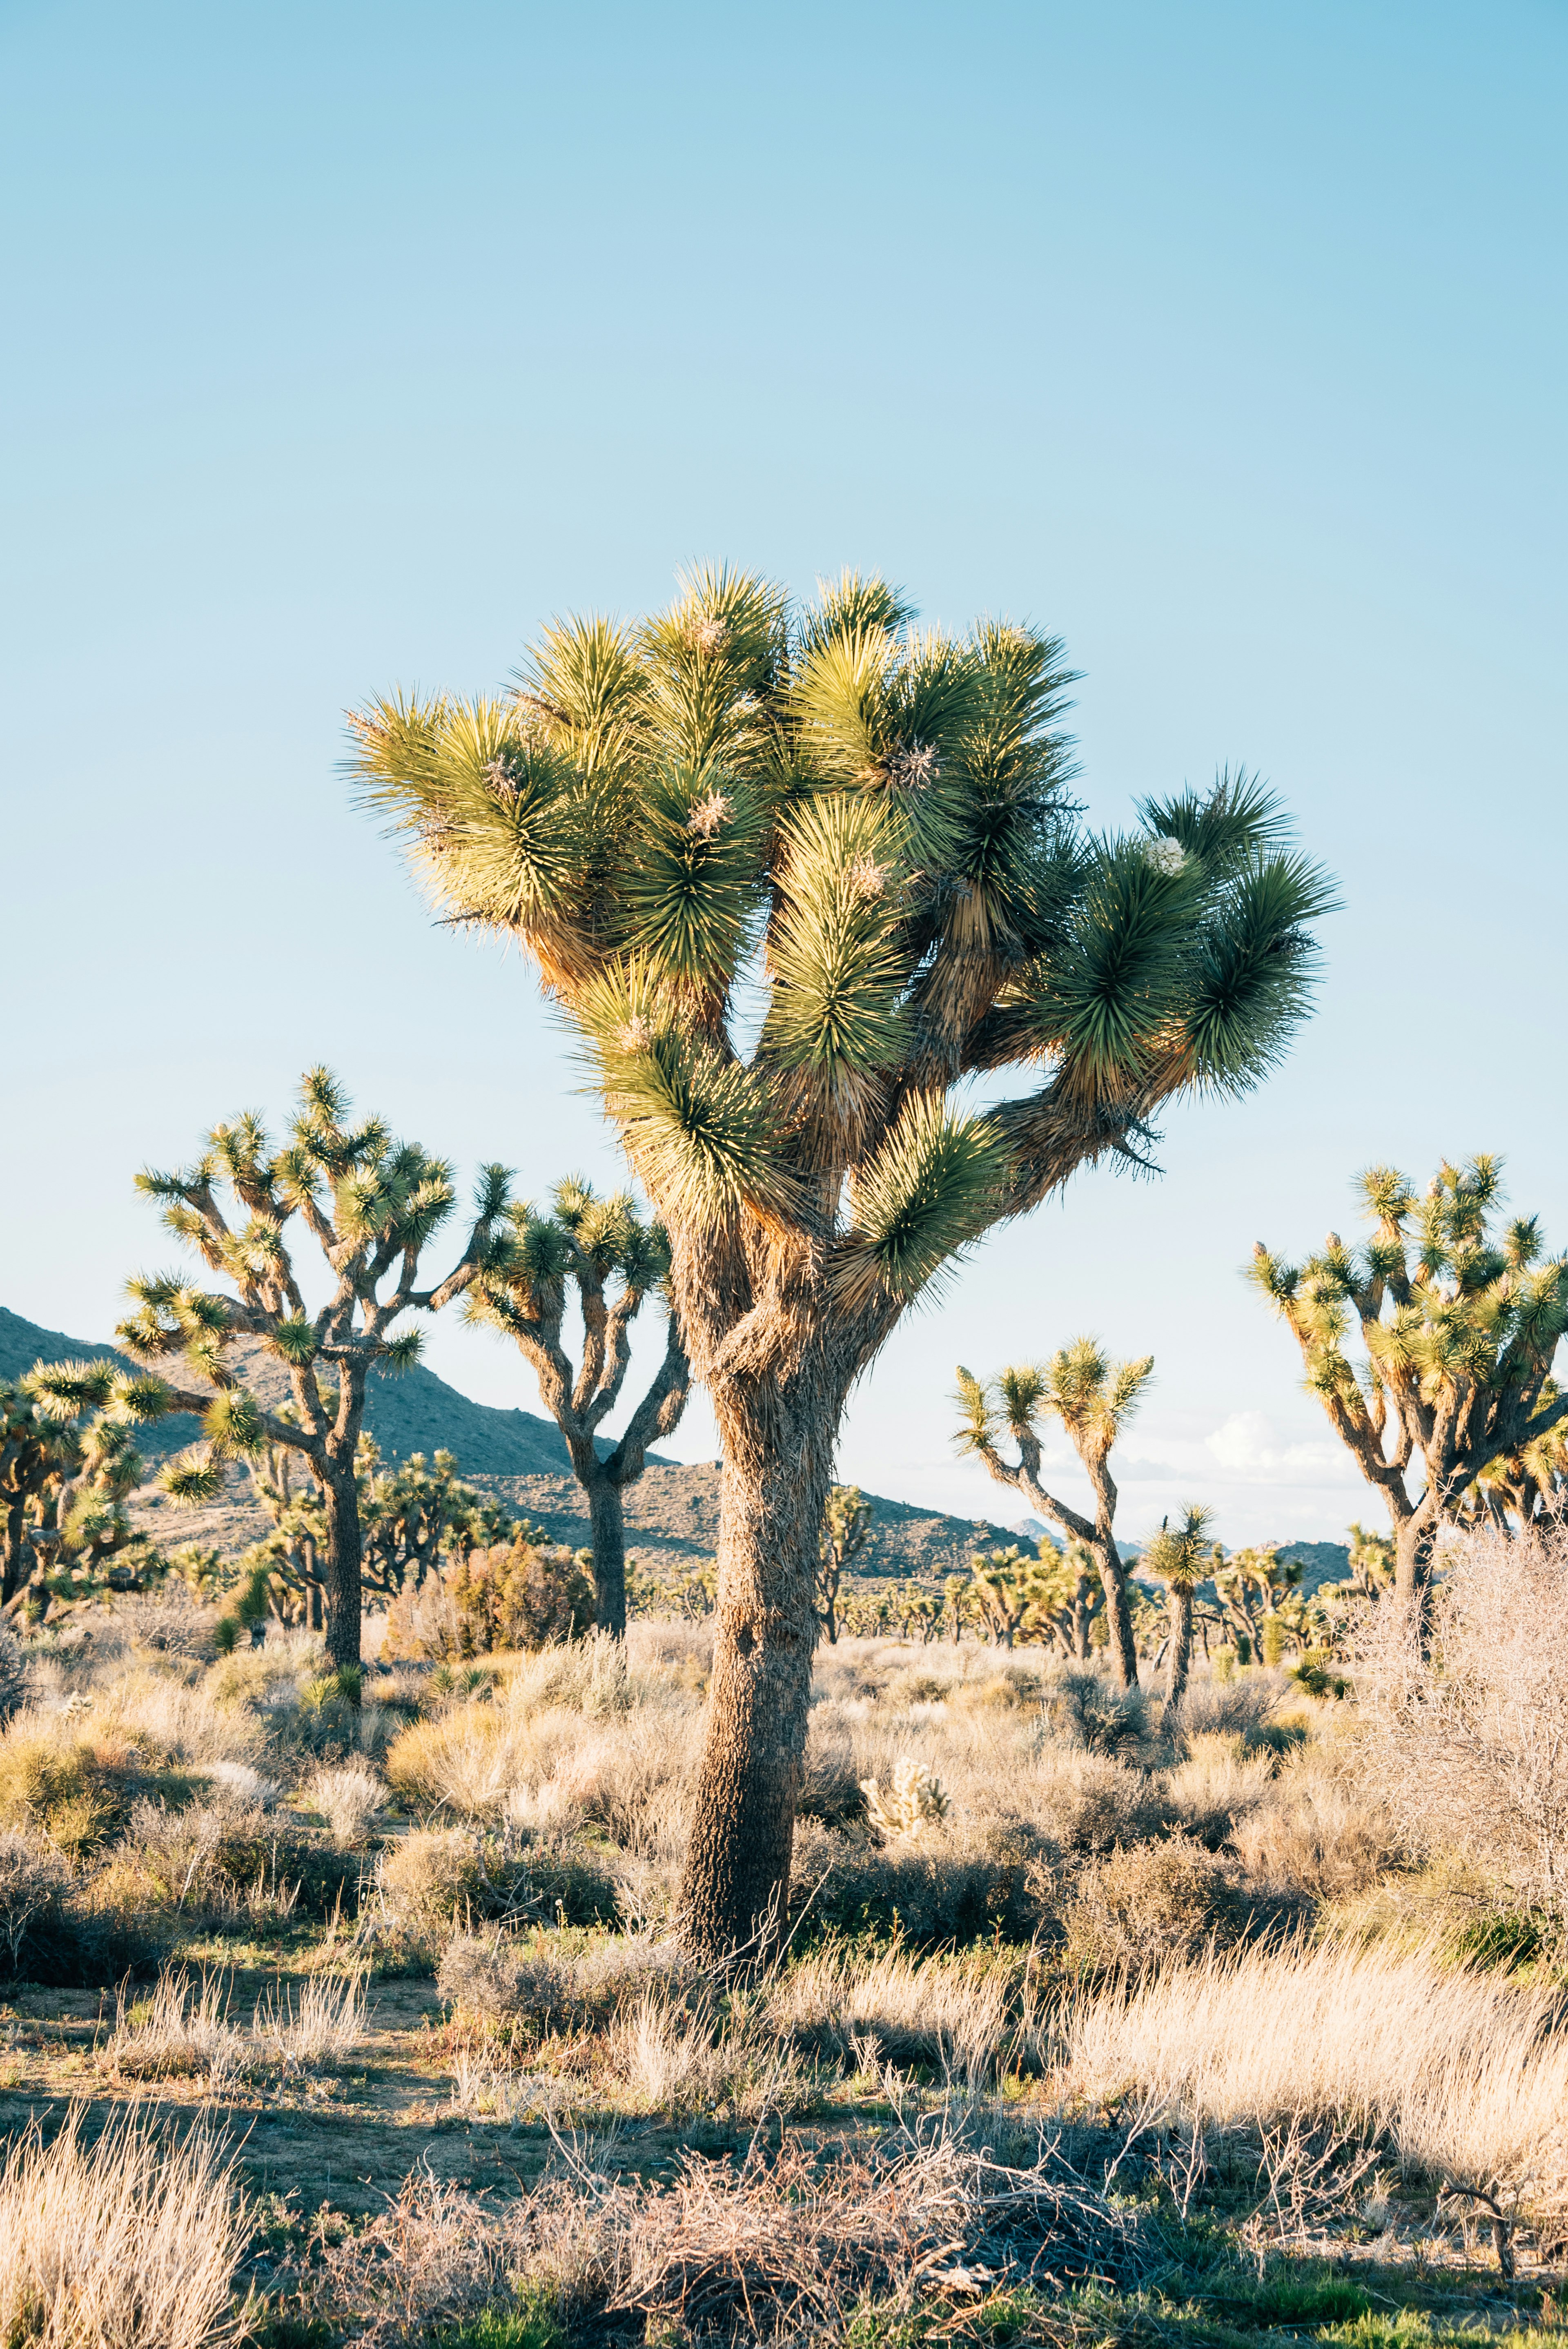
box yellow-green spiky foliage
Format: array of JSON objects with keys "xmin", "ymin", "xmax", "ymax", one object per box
[
  {"xmin": 815, "ymin": 1483, "xmax": 873, "ymax": 1645},
  {"xmin": 1251, "ymin": 1156, "xmax": 1568, "ymax": 1604},
  {"xmin": 114, "ymin": 1067, "xmax": 511, "ymax": 1667},
  {"xmin": 352, "ymin": 562, "xmax": 1334, "ymax": 1957},
  {"xmin": 953, "ymin": 1337, "xmax": 1154, "ymax": 1690},
  {"xmin": 1141, "ymin": 1504, "xmax": 1218, "ymax": 1709},
  {"xmin": 1031, "ymin": 1536, "xmax": 1107, "ymax": 1660},
  {"xmin": 0, "ymin": 1362, "xmax": 181, "ymax": 1616},
  {"xmin": 465, "ymin": 1176, "xmax": 690, "ymax": 1637}
]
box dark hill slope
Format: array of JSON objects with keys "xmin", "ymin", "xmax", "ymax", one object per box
[{"xmin": 0, "ymin": 1303, "xmax": 571, "ymax": 1475}]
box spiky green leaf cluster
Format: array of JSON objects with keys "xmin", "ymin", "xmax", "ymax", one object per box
[
  {"xmin": 356, "ymin": 569, "xmax": 1332, "ymax": 1323},
  {"xmin": 1254, "ymin": 1154, "xmax": 1568, "ymax": 1532}
]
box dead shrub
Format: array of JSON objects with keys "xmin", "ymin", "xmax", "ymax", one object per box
[{"xmin": 1355, "ymin": 1518, "xmax": 1568, "ymax": 1923}]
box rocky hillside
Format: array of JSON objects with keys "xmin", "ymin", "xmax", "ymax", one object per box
[{"xmin": 2, "ymin": 1303, "xmax": 1348, "ymax": 1587}]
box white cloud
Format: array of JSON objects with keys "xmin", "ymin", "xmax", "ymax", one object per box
[{"xmin": 1204, "ymin": 1411, "xmax": 1344, "ymax": 1480}]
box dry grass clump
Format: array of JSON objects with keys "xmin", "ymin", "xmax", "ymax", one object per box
[
  {"xmin": 0, "ymin": 2102, "xmax": 246, "ymax": 2349},
  {"xmin": 1059, "ymin": 1934, "xmax": 1568, "ymax": 2207},
  {"xmin": 107, "ymin": 1968, "xmax": 247, "ymax": 2083},
  {"xmin": 106, "ymin": 1963, "xmax": 367, "ymax": 2083},
  {"xmin": 769, "ymin": 1937, "xmax": 1036, "ymax": 2081},
  {"xmin": 252, "ymin": 1969, "xmax": 368, "ymax": 2070},
  {"xmin": 308, "ymin": 1759, "xmax": 386, "ymax": 1846}
]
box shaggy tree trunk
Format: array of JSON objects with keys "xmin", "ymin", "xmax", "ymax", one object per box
[
  {"xmin": 1165, "ymin": 1586, "xmax": 1194, "ymax": 1711},
  {"xmin": 678, "ymin": 1371, "xmax": 834, "ymax": 1962},
  {"xmin": 587, "ymin": 1473, "xmax": 628, "ymax": 1639},
  {"xmin": 1, "ymin": 1501, "xmax": 27, "ymax": 1607},
  {"xmin": 320, "ymin": 1459, "xmax": 363, "ymax": 1669},
  {"xmin": 1087, "ymin": 1469, "xmax": 1139, "ymax": 1692},
  {"xmin": 1394, "ymin": 1492, "xmax": 1439, "ymax": 1608}
]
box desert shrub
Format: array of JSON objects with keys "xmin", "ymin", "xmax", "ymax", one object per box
[
  {"xmin": 1059, "ymin": 1834, "xmax": 1247, "ymax": 1977},
  {"xmin": 0, "ymin": 2101, "xmax": 246, "ymax": 2349},
  {"xmin": 1163, "ymin": 1730, "xmax": 1277, "ymax": 1848},
  {"xmin": 201, "ymin": 1758, "xmax": 280, "ymax": 1809},
  {"xmin": 1041, "ymin": 1665, "xmax": 1153, "ymax": 1758},
  {"xmin": 0, "ymin": 1623, "xmax": 30, "ymax": 1726},
  {"xmin": 793, "ymin": 1818, "xmax": 1049, "ymax": 1950},
  {"xmin": 110, "ymin": 1588, "xmax": 216, "ymax": 1658},
  {"xmin": 0, "ymin": 1720, "xmax": 121, "ymax": 1853},
  {"xmin": 94, "ymin": 1669, "xmax": 270, "ymax": 1770},
  {"xmin": 371, "ymin": 1827, "xmax": 619, "ymax": 1948},
  {"xmin": 1229, "ymin": 1756, "xmax": 1394, "ymax": 1902},
  {"xmin": 798, "ymin": 1730, "xmax": 865, "ymax": 1829},
  {"xmin": 0, "ymin": 1831, "xmax": 69, "ymax": 1974},
  {"xmin": 384, "ymin": 1538, "xmax": 595, "ymax": 1661},
  {"xmin": 1178, "ymin": 1669, "xmax": 1299, "ymax": 1751},
  {"xmin": 1028, "ymin": 1751, "xmax": 1177, "ymax": 1854},
  {"xmin": 437, "ymin": 1927, "xmax": 686, "ymax": 2051},
  {"xmin": 1355, "ymin": 1518, "xmax": 1568, "ymax": 1924}
]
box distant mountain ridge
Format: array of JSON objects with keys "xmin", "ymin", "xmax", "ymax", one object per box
[
  {"xmin": 0, "ymin": 1302, "xmax": 575, "ymax": 1477},
  {"xmin": 1, "ymin": 1304, "xmax": 1350, "ymax": 1587}
]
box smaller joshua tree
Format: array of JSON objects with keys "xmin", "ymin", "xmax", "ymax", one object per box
[
  {"xmin": 1034, "ymin": 1536, "xmax": 1107, "ymax": 1658},
  {"xmin": 1251, "ymin": 1157, "xmax": 1568, "ymax": 1604},
  {"xmin": 0, "ymin": 1363, "xmax": 178, "ymax": 1613},
  {"xmin": 969, "ymin": 1543, "xmax": 1047, "ymax": 1648},
  {"xmin": 1142, "ymin": 1503, "xmax": 1216, "ymax": 1710},
  {"xmin": 955, "ymin": 1339, "xmax": 1153, "ymax": 1688},
  {"xmin": 118, "ymin": 1068, "xmax": 510, "ymax": 1668},
  {"xmin": 816, "ymin": 1484, "xmax": 873, "ymax": 1644},
  {"xmin": 466, "ymin": 1177, "xmax": 690, "ymax": 1636}
]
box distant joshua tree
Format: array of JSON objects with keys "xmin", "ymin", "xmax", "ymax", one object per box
[
  {"xmin": 117, "ymin": 1068, "xmax": 509, "ymax": 1667},
  {"xmin": 815, "ymin": 1484, "xmax": 873, "ymax": 1644},
  {"xmin": 1142, "ymin": 1503, "xmax": 1216, "ymax": 1709},
  {"xmin": 0, "ymin": 1363, "xmax": 176, "ymax": 1612},
  {"xmin": 467, "ymin": 1177, "xmax": 690, "ymax": 1637},
  {"xmin": 955, "ymin": 1339, "xmax": 1153, "ymax": 1689},
  {"xmin": 1252, "ymin": 1156, "xmax": 1568, "ymax": 1604}
]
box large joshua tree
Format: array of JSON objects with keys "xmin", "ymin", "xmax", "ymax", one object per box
[
  {"xmin": 1251, "ymin": 1157, "xmax": 1568, "ymax": 1605},
  {"xmin": 117, "ymin": 1070, "xmax": 509, "ymax": 1667},
  {"xmin": 352, "ymin": 564, "xmax": 1332, "ymax": 1956},
  {"xmin": 467, "ymin": 1177, "xmax": 690, "ymax": 1636},
  {"xmin": 954, "ymin": 1339, "xmax": 1153, "ymax": 1689}
]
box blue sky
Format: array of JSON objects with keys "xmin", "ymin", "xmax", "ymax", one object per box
[{"xmin": 4, "ymin": 0, "xmax": 1564, "ymax": 1546}]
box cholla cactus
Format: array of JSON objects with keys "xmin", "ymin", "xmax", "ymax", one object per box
[{"xmin": 860, "ymin": 1757, "xmax": 951, "ymax": 1839}]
